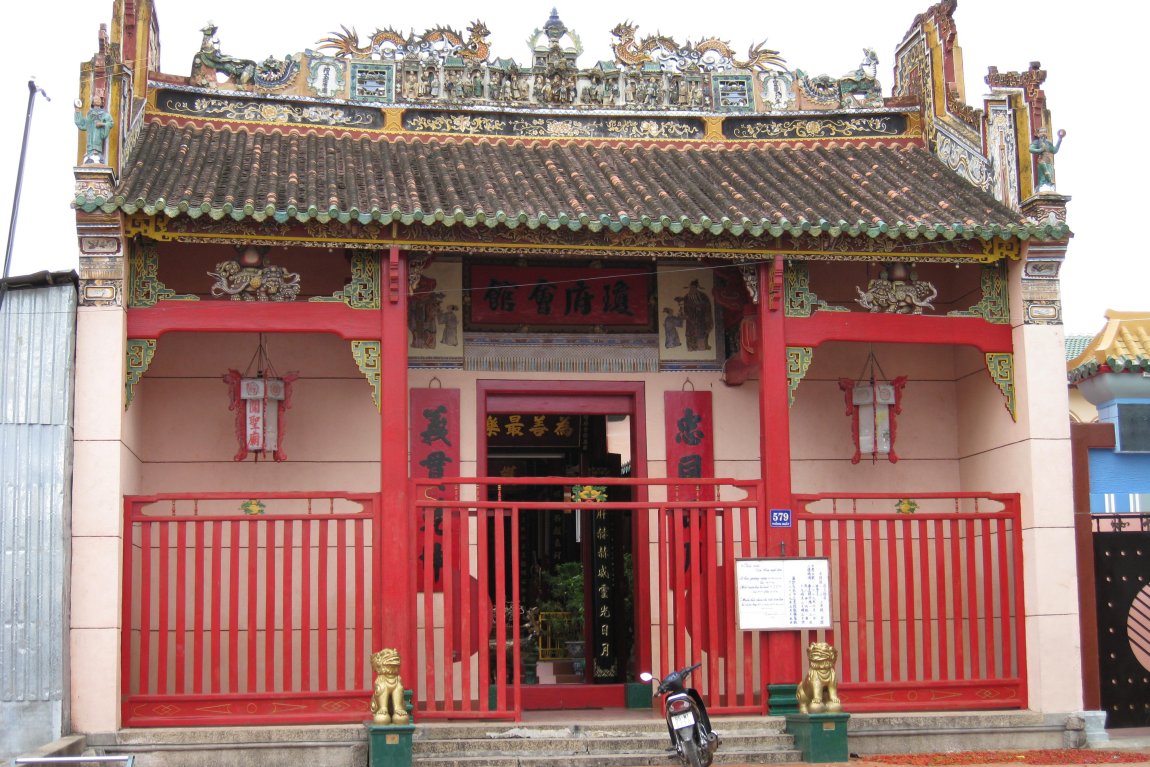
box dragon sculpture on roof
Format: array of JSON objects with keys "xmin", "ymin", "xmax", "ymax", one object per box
[
  {"xmin": 610, "ymin": 21, "xmax": 785, "ymax": 72},
  {"xmin": 318, "ymin": 20, "xmax": 491, "ymax": 62}
]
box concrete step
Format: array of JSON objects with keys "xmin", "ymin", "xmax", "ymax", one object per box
[
  {"xmin": 412, "ymin": 718, "xmax": 799, "ymax": 767},
  {"xmin": 79, "ymin": 710, "xmax": 1072, "ymax": 767},
  {"xmin": 415, "ymin": 717, "xmax": 786, "ymax": 741},
  {"xmin": 413, "ymin": 732, "xmax": 794, "ymax": 755}
]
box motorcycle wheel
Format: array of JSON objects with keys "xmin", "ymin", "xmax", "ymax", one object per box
[{"xmin": 681, "ymin": 737, "xmax": 703, "ymax": 767}]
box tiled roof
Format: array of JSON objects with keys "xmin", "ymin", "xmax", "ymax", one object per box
[
  {"xmin": 78, "ymin": 119, "xmax": 1067, "ymax": 241},
  {"xmin": 1067, "ymin": 310, "xmax": 1150, "ymax": 382},
  {"xmin": 1064, "ymin": 334, "xmax": 1093, "ymax": 361}
]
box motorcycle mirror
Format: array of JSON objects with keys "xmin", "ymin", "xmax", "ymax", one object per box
[{"xmin": 639, "ymin": 672, "xmax": 654, "ymax": 682}]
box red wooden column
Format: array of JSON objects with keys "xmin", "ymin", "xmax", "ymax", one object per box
[
  {"xmin": 379, "ymin": 245, "xmax": 414, "ymax": 670},
  {"xmin": 757, "ymin": 257, "xmax": 801, "ymax": 708}
]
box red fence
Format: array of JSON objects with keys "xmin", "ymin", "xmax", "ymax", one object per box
[
  {"xmin": 118, "ymin": 486, "xmax": 1028, "ymax": 725},
  {"xmin": 792, "ymin": 493, "xmax": 1027, "ymax": 712},
  {"xmin": 412, "ymin": 477, "xmax": 771, "ymax": 720},
  {"xmin": 121, "ymin": 493, "xmax": 379, "ymax": 726}
]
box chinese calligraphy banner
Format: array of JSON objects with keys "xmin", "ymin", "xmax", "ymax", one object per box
[
  {"xmin": 467, "ymin": 264, "xmax": 653, "ymax": 329},
  {"xmin": 411, "ymin": 388, "xmax": 460, "ymax": 591},
  {"xmin": 486, "ymin": 413, "xmax": 582, "ymax": 448},
  {"xmin": 664, "ymin": 391, "xmax": 714, "ymax": 499}
]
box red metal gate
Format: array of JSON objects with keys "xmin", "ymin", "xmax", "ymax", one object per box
[
  {"xmin": 793, "ymin": 493, "xmax": 1027, "ymax": 711},
  {"xmin": 120, "ymin": 493, "xmax": 380, "ymax": 726},
  {"xmin": 412, "ymin": 477, "xmax": 771, "ymax": 720}
]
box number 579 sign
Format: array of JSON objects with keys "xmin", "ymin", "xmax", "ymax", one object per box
[{"xmin": 769, "ymin": 508, "xmax": 791, "ymax": 528}]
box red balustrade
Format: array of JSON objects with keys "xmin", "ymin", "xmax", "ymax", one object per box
[
  {"xmin": 792, "ymin": 493, "xmax": 1027, "ymax": 712},
  {"xmin": 118, "ymin": 486, "xmax": 1028, "ymax": 726},
  {"xmin": 120, "ymin": 493, "xmax": 379, "ymax": 726}
]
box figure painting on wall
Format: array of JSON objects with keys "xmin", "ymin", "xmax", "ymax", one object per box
[
  {"xmin": 657, "ymin": 267, "xmax": 719, "ymax": 367},
  {"xmin": 408, "ymin": 276, "xmax": 444, "ymax": 349},
  {"xmin": 408, "ymin": 260, "xmax": 464, "ymax": 361},
  {"xmin": 662, "ymin": 307, "xmax": 683, "ymax": 349},
  {"xmin": 678, "ymin": 279, "xmax": 714, "ymax": 351},
  {"xmin": 439, "ymin": 305, "xmax": 459, "ymax": 347}
]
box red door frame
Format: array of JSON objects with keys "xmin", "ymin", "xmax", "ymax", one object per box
[{"xmin": 475, "ymin": 379, "xmax": 651, "ymax": 702}]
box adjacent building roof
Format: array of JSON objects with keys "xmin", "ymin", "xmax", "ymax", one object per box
[
  {"xmin": 1067, "ymin": 310, "xmax": 1150, "ymax": 382},
  {"xmin": 78, "ymin": 118, "xmax": 1066, "ymax": 241}
]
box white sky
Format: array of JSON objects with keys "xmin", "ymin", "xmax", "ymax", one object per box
[{"xmin": 0, "ymin": 1, "xmax": 1141, "ymax": 334}]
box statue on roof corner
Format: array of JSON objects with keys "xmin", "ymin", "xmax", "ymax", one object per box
[
  {"xmin": 192, "ymin": 22, "xmax": 257, "ymax": 87},
  {"xmin": 73, "ymin": 95, "xmax": 113, "ymax": 165},
  {"xmin": 1029, "ymin": 128, "xmax": 1066, "ymax": 192}
]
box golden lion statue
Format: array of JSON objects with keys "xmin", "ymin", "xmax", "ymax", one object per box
[
  {"xmin": 796, "ymin": 641, "xmax": 842, "ymax": 714},
  {"xmin": 370, "ymin": 648, "xmax": 409, "ymax": 725}
]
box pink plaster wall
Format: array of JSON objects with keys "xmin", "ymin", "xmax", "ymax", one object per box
[
  {"xmin": 134, "ymin": 332, "xmax": 381, "ymax": 494},
  {"xmin": 790, "ymin": 342, "xmax": 963, "ymax": 494}
]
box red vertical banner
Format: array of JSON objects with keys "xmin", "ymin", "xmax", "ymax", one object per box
[
  {"xmin": 664, "ymin": 390, "xmax": 719, "ymax": 650},
  {"xmin": 664, "ymin": 390, "xmax": 714, "ymax": 498},
  {"xmin": 411, "ymin": 388, "xmax": 460, "ymax": 591}
]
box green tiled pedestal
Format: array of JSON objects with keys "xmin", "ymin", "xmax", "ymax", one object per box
[
  {"xmin": 785, "ymin": 712, "xmax": 850, "ymax": 763},
  {"xmin": 366, "ymin": 722, "xmax": 415, "ymax": 767}
]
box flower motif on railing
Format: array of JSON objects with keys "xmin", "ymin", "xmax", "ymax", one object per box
[
  {"xmin": 894, "ymin": 498, "xmax": 918, "ymax": 514},
  {"xmin": 240, "ymin": 499, "xmax": 266, "ymax": 515},
  {"xmin": 571, "ymin": 484, "xmax": 607, "ymax": 503}
]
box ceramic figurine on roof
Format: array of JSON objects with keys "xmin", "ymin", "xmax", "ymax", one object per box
[
  {"xmin": 192, "ymin": 23, "xmax": 257, "ymax": 86},
  {"xmin": 796, "ymin": 47, "xmax": 882, "ymax": 109},
  {"xmin": 73, "ymin": 96, "xmax": 113, "ymax": 164},
  {"xmin": 1030, "ymin": 128, "xmax": 1066, "ymax": 192}
]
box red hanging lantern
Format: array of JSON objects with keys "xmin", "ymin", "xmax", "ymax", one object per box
[
  {"xmin": 839, "ymin": 350, "xmax": 906, "ymax": 464},
  {"xmin": 224, "ymin": 336, "xmax": 298, "ymax": 461}
]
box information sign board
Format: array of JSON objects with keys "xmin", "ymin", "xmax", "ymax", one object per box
[{"xmin": 734, "ymin": 557, "xmax": 832, "ymax": 631}]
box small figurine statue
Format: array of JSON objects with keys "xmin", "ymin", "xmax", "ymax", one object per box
[
  {"xmin": 1029, "ymin": 128, "xmax": 1066, "ymax": 192},
  {"xmin": 74, "ymin": 96, "xmax": 113, "ymax": 165},
  {"xmin": 796, "ymin": 641, "xmax": 843, "ymax": 714},
  {"xmin": 192, "ymin": 23, "xmax": 257, "ymax": 87},
  {"xmin": 370, "ymin": 648, "xmax": 409, "ymax": 725}
]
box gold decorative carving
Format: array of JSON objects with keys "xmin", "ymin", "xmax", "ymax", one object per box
[
  {"xmin": 369, "ymin": 648, "xmax": 410, "ymax": 725},
  {"xmin": 731, "ymin": 116, "xmax": 900, "ymax": 140},
  {"xmin": 703, "ymin": 116, "xmax": 724, "ymax": 142},
  {"xmin": 796, "ymin": 641, "xmax": 842, "ymax": 714},
  {"xmin": 130, "ymin": 239, "xmax": 198, "ymax": 306},
  {"xmin": 980, "ymin": 238, "xmax": 1021, "ymax": 263},
  {"xmin": 786, "ymin": 346, "xmax": 814, "ymax": 407},
  {"xmin": 383, "ymin": 108, "xmax": 405, "ymax": 132},
  {"xmin": 311, "ymin": 250, "xmax": 380, "ymax": 308},
  {"xmin": 125, "ymin": 339, "xmax": 157, "ymax": 409},
  {"xmin": 352, "ymin": 340, "xmax": 382, "ymax": 410},
  {"xmin": 985, "ymin": 353, "xmax": 1017, "ymax": 421},
  {"xmin": 168, "ymin": 97, "xmax": 376, "ymax": 127}
]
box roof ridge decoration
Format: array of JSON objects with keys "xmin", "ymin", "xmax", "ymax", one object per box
[
  {"xmin": 183, "ymin": 11, "xmax": 889, "ymax": 115},
  {"xmin": 1067, "ymin": 310, "xmax": 1150, "ymax": 383}
]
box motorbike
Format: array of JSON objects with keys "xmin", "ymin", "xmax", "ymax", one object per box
[{"xmin": 640, "ymin": 662, "xmax": 719, "ymax": 767}]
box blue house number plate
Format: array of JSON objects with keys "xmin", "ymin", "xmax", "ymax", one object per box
[{"xmin": 769, "ymin": 509, "xmax": 792, "ymax": 528}]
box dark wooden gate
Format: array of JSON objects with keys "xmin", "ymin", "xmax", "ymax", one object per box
[{"xmin": 1092, "ymin": 512, "xmax": 1150, "ymax": 728}]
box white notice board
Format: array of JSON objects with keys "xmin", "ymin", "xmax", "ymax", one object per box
[{"xmin": 734, "ymin": 557, "xmax": 832, "ymax": 631}]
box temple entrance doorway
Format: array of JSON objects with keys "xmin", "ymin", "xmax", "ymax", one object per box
[{"xmin": 477, "ymin": 381, "xmax": 646, "ymax": 709}]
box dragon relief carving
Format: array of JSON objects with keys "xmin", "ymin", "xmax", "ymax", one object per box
[
  {"xmin": 796, "ymin": 48, "xmax": 882, "ymax": 108},
  {"xmin": 609, "ymin": 21, "xmax": 785, "ymax": 72},
  {"xmin": 319, "ymin": 21, "xmax": 491, "ymax": 63},
  {"xmin": 856, "ymin": 263, "xmax": 937, "ymax": 314},
  {"xmin": 208, "ymin": 250, "xmax": 302, "ymax": 301}
]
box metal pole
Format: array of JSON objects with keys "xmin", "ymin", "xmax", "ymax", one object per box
[{"xmin": 0, "ymin": 78, "xmax": 51, "ymax": 313}]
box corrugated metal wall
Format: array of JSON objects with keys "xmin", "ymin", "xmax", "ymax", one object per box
[{"xmin": 1, "ymin": 278, "xmax": 77, "ymax": 756}]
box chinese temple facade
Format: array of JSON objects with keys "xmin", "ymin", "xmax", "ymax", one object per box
[{"xmin": 69, "ymin": 0, "xmax": 1081, "ymax": 735}]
